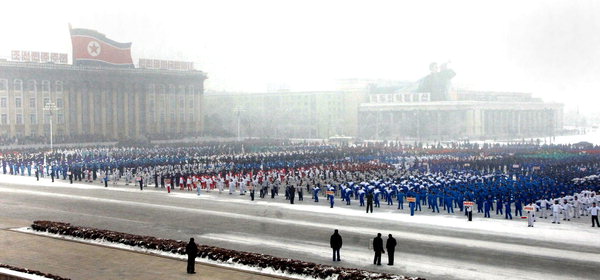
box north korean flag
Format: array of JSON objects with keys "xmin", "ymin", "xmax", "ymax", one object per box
[{"xmin": 70, "ymin": 26, "xmax": 134, "ymax": 68}]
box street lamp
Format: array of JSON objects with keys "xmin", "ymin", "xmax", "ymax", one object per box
[
  {"xmin": 43, "ymin": 102, "xmax": 59, "ymax": 152},
  {"xmin": 233, "ymin": 106, "xmax": 246, "ymax": 141}
]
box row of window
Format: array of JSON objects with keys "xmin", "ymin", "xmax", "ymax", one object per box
[
  {"xmin": 0, "ymin": 80, "xmax": 204, "ymax": 96},
  {"xmin": 0, "ymin": 113, "xmax": 64, "ymax": 125},
  {"xmin": 0, "ymin": 79, "xmax": 64, "ymax": 93},
  {"xmin": 0, "ymin": 97, "xmax": 63, "ymax": 109},
  {"xmin": 0, "ymin": 111, "xmax": 196, "ymax": 126},
  {"xmin": 153, "ymin": 112, "xmax": 195, "ymax": 123},
  {"xmin": 147, "ymin": 84, "xmax": 201, "ymax": 95}
]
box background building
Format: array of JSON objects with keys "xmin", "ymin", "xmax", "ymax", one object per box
[
  {"xmin": 204, "ymin": 90, "xmax": 365, "ymax": 139},
  {"xmin": 0, "ymin": 61, "xmax": 206, "ymax": 141},
  {"xmin": 358, "ymin": 90, "xmax": 563, "ymax": 140},
  {"xmin": 205, "ymin": 81, "xmax": 563, "ymax": 141}
]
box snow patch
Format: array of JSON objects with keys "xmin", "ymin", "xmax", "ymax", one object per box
[
  {"xmin": 13, "ymin": 227, "xmax": 395, "ymax": 280},
  {"xmin": 0, "ymin": 267, "xmax": 54, "ymax": 280}
]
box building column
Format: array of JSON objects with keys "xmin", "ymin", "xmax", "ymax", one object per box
[
  {"xmin": 435, "ymin": 111, "xmax": 441, "ymax": 139},
  {"xmin": 516, "ymin": 111, "xmax": 521, "ymax": 136},
  {"xmin": 200, "ymin": 90, "xmax": 205, "ymax": 132},
  {"xmin": 112, "ymin": 90, "xmax": 118, "ymax": 138},
  {"xmin": 134, "ymin": 90, "xmax": 140, "ymax": 137},
  {"xmin": 123, "ymin": 89, "xmax": 129, "ymax": 138},
  {"xmin": 8, "ymin": 93, "xmax": 15, "ymax": 137},
  {"xmin": 76, "ymin": 89, "xmax": 82, "ymax": 135},
  {"xmin": 89, "ymin": 91, "xmax": 95, "ymax": 135},
  {"xmin": 526, "ymin": 111, "xmax": 532, "ymax": 135},
  {"xmin": 100, "ymin": 90, "xmax": 107, "ymax": 137},
  {"xmin": 63, "ymin": 90, "xmax": 70, "ymax": 136}
]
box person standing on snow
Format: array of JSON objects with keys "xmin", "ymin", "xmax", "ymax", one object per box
[
  {"xmin": 561, "ymin": 199, "xmax": 572, "ymax": 221},
  {"xmin": 289, "ymin": 184, "xmax": 296, "ymax": 204},
  {"xmin": 573, "ymin": 196, "xmax": 582, "ymax": 219},
  {"xmin": 327, "ymin": 186, "xmax": 335, "ymax": 208},
  {"xmin": 374, "ymin": 188, "xmax": 381, "ymax": 208},
  {"xmin": 526, "ymin": 202, "xmax": 539, "ymax": 227},
  {"xmin": 386, "ymin": 234, "xmax": 397, "ymax": 265},
  {"xmin": 372, "ymin": 233, "xmax": 385, "ymax": 266},
  {"xmin": 466, "ymin": 204, "xmax": 473, "ymax": 221},
  {"xmin": 588, "ymin": 202, "xmax": 600, "ymax": 227},
  {"xmin": 186, "ymin": 238, "xmax": 198, "ymax": 274},
  {"xmin": 550, "ymin": 200, "xmax": 564, "ymax": 224},
  {"xmin": 330, "ymin": 229, "xmax": 342, "ymax": 262},
  {"xmin": 537, "ymin": 198, "xmax": 550, "ymax": 219},
  {"xmin": 313, "ymin": 184, "xmax": 321, "ymax": 202},
  {"xmin": 358, "ymin": 187, "xmax": 366, "ymax": 207},
  {"xmin": 366, "ymin": 190, "xmax": 374, "ymax": 213}
]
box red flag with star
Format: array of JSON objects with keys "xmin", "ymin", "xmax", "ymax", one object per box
[{"xmin": 69, "ymin": 26, "xmax": 134, "ymax": 68}]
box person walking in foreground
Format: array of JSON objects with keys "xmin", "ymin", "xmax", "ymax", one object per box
[
  {"xmin": 330, "ymin": 229, "xmax": 342, "ymax": 261},
  {"xmin": 186, "ymin": 238, "xmax": 198, "ymax": 274},
  {"xmin": 386, "ymin": 234, "xmax": 397, "ymax": 265},
  {"xmin": 373, "ymin": 233, "xmax": 385, "ymax": 265}
]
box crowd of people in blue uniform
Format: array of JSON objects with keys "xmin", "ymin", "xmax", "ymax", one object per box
[{"xmin": 2, "ymin": 140, "xmax": 600, "ymax": 226}]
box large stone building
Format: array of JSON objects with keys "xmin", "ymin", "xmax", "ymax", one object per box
[
  {"xmin": 358, "ymin": 90, "xmax": 563, "ymax": 140},
  {"xmin": 204, "ymin": 83, "xmax": 564, "ymax": 141},
  {"xmin": 0, "ymin": 61, "xmax": 206, "ymax": 140},
  {"xmin": 204, "ymin": 90, "xmax": 365, "ymax": 139}
]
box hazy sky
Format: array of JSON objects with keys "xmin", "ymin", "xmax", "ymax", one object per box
[{"xmin": 1, "ymin": 0, "xmax": 599, "ymax": 113}]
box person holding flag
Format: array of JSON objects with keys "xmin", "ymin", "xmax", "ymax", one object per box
[
  {"xmin": 525, "ymin": 202, "xmax": 539, "ymax": 227},
  {"xmin": 327, "ymin": 186, "xmax": 335, "ymax": 208}
]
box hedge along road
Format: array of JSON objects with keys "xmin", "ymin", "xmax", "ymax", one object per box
[{"xmin": 0, "ymin": 178, "xmax": 598, "ymax": 280}]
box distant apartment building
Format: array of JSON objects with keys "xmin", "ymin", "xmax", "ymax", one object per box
[{"xmin": 204, "ymin": 90, "xmax": 365, "ymax": 139}]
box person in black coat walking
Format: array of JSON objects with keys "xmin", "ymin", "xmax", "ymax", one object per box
[
  {"xmin": 373, "ymin": 233, "xmax": 385, "ymax": 265},
  {"xmin": 186, "ymin": 238, "xmax": 198, "ymax": 274},
  {"xmin": 386, "ymin": 234, "xmax": 397, "ymax": 265},
  {"xmin": 330, "ymin": 229, "xmax": 343, "ymax": 261}
]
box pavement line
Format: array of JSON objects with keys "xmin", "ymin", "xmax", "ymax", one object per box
[{"xmin": 0, "ymin": 186, "xmax": 598, "ymax": 265}]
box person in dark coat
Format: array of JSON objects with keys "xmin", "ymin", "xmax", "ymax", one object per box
[
  {"xmin": 186, "ymin": 238, "xmax": 198, "ymax": 274},
  {"xmin": 289, "ymin": 185, "xmax": 296, "ymax": 204},
  {"xmin": 366, "ymin": 191, "xmax": 374, "ymax": 213},
  {"xmin": 330, "ymin": 229, "xmax": 342, "ymax": 261},
  {"xmin": 386, "ymin": 234, "xmax": 397, "ymax": 265},
  {"xmin": 373, "ymin": 233, "xmax": 385, "ymax": 265}
]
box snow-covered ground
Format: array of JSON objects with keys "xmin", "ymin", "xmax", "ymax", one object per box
[
  {"xmin": 0, "ymin": 267, "xmax": 53, "ymax": 280},
  {"xmin": 0, "ymin": 174, "xmax": 596, "ymax": 248},
  {"xmin": 12, "ymin": 227, "xmax": 360, "ymax": 280},
  {"xmin": 2, "ymin": 174, "xmax": 600, "ymax": 280},
  {"xmin": 551, "ymin": 130, "xmax": 600, "ymax": 145}
]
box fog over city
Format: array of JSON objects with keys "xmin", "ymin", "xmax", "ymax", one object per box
[
  {"xmin": 3, "ymin": 2, "xmax": 600, "ymax": 280},
  {"xmin": 1, "ymin": 0, "xmax": 599, "ymax": 114}
]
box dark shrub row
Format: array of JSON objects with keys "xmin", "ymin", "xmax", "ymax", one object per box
[
  {"xmin": 31, "ymin": 221, "xmax": 424, "ymax": 280},
  {"xmin": 0, "ymin": 263, "xmax": 70, "ymax": 280}
]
